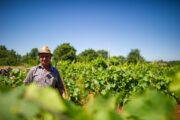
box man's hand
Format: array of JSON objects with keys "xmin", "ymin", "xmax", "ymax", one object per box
[{"xmin": 62, "ymin": 91, "xmax": 68, "ymax": 100}]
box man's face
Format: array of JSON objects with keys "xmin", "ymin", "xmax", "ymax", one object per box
[{"xmin": 39, "ymin": 53, "xmax": 51, "ymax": 66}]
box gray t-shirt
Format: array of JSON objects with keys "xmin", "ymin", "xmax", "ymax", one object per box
[{"xmin": 24, "ymin": 64, "xmax": 64, "ymax": 95}]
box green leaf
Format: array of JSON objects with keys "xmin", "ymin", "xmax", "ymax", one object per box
[
  {"xmin": 123, "ymin": 89, "xmax": 176, "ymax": 120},
  {"xmin": 86, "ymin": 95, "xmax": 122, "ymax": 120},
  {"xmin": 0, "ymin": 86, "xmax": 39, "ymax": 120},
  {"xmin": 24, "ymin": 84, "xmax": 67, "ymax": 112},
  {"xmin": 169, "ymin": 72, "xmax": 180, "ymax": 99}
]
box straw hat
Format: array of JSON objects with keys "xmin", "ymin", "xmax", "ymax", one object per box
[{"xmin": 38, "ymin": 46, "xmax": 52, "ymax": 55}]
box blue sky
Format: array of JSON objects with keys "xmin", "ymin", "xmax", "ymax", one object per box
[{"xmin": 0, "ymin": 0, "xmax": 180, "ymax": 61}]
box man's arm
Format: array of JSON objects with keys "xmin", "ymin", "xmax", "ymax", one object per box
[
  {"xmin": 56, "ymin": 71, "xmax": 65, "ymax": 96},
  {"xmin": 24, "ymin": 67, "xmax": 35, "ymax": 85}
]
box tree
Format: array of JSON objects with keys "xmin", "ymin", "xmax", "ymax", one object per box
[
  {"xmin": 97, "ymin": 49, "xmax": 108, "ymax": 59},
  {"xmin": 53, "ymin": 43, "xmax": 76, "ymax": 62},
  {"xmin": 21, "ymin": 48, "xmax": 38, "ymax": 66},
  {"xmin": 118, "ymin": 55, "xmax": 126, "ymax": 62},
  {"xmin": 126, "ymin": 49, "xmax": 144, "ymax": 64},
  {"xmin": 77, "ymin": 49, "xmax": 99, "ymax": 62},
  {"xmin": 0, "ymin": 45, "xmax": 21, "ymax": 66},
  {"xmin": 29, "ymin": 48, "xmax": 38, "ymax": 59},
  {"xmin": 108, "ymin": 55, "xmax": 126, "ymax": 66},
  {"xmin": 0, "ymin": 45, "xmax": 7, "ymax": 59}
]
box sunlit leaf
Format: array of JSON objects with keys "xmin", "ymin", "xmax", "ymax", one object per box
[
  {"xmin": 169, "ymin": 72, "xmax": 180, "ymax": 99},
  {"xmin": 123, "ymin": 89, "xmax": 176, "ymax": 120},
  {"xmin": 24, "ymin": 84, "xmax": 67, "ymax": 112}
]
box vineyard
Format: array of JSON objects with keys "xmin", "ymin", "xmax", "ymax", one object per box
[{"xmin": 0, "ymin": 60, "xmax": 180, "ymax": 120}]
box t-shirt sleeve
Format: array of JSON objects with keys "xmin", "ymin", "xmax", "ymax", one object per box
[{"xmin": 23, "ymin": 67, "xmax": 35, "ymax": 85}]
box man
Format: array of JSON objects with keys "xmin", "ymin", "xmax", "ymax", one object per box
[{"xmin": 24, "ymin": 46, "xmax": 65, "ymax": 96}]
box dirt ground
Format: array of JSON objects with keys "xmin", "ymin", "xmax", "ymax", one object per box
[{"xmin": 175, "ymin": 104, "xmax": 180, "ymax": 120}]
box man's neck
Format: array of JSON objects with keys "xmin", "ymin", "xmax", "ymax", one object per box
[{"xmin": 41, "ymin": 64, "xmax": 50, "ymax": 71}]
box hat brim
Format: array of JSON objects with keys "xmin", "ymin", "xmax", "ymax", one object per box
[{"xmin": 38, "ymin": 52, "xmax": 52, "ymax": 55}]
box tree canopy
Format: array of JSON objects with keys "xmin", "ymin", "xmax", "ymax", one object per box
[
  {"xmin": 126, "ymin": 49, "xmax": 144, "ymax": 64},
  {"xmin": 53, "ymin": 43, "xmax": 76, "ymax": 62},
  {"xmin": 0, "ymin": 45, "xmax": 20, "ymax": 66},
  {"xmin": 3, "ymin": 44, "xmax": 179, "ymax": 66},
  {"xmin": 97, "ymin": 49, "xmax": 108, "ymax": 59},
  {"xmin": 21, "ymin": 48, "xmax": 39, "ymax": 66},
  {"xmin": 77, "ymin": 49, "xmax": 99, "ymax": 62}
]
